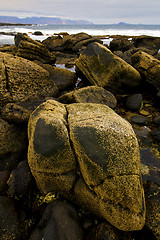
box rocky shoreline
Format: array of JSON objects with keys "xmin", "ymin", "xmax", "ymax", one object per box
[{"xmin": 0, "ymin": 32, "xmax": 160, "ymax": 240}]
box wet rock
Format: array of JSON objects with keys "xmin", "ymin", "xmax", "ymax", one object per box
[
  {"xmin": 15, "ymin": 33, "xmax": 56, "ymax": 64},
  {"xmin": 58, "ymin": 86, "xmax": 117, "ymax": 109},
  {"xmin": 132, "ymin": 36, "xmax": 160, "ymax": 52},
  {"xmin": 140, "ymin": 148, "xmax": 160, "ymax": 185},
  {"xmin": 85, "ymin": 222, "xmax": 133, "ymax": 240},
  {"xmin": 75, "ymin": 42, "xmax": 141, "ymax": 93},
  {"xmin": 144, "ymin": 182, "xmax": 160, "ymax": 240},
  {"xmin": 126, "ymin": 93, "xmax": 143, "ymax": 111},
  {"xmin": 33, "ymin": 31, "xmax": 43, "ymax": 36},
  {"xmin": 130, "ymin": 115, "xmax": 151, "ymax": 125},
  {"xmin": 1, "ymin": 103, "xmax": 30, "ymax": 124},
  {"xmin": 0, "ymin": 196, "xmax": 19, "ymax": 240},
  {"xmin": 28, "ymin": 200, "xmax": 83, "ymax": 240},
  {"xmin": 0, "ymin": 118, "xmax": 27, "ymax": 171},
  {"xmin": 131, "ymin": 51, "xmax": 160, "ymax": 91},
  {"xmin": 0, "ymin": 52, "xmax": 58, "ymax": 109}
]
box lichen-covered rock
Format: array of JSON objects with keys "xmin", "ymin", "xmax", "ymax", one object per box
[
  {"xmin": 75, "ymin": 42, "xmax": 141, "ymax": 92},
  {"xmin": 0, "ymin": 52, "xmax": 58, "ymax": 109},
  {"xmin": 15, "ymin": 33, "xmax": 56, "ymax": 64},
  {"xmin": 131, "ymin": 51, "xmax": 160, "ymax": 91},
  {"xmin": 28, "ymin": 100, "xmax": 145, "ymax": 231},
  {"xmin": 28, "ymin": 100, "xmax": 76, "ymax": 194},
  {"xmin": 59, "ymin": 86, "xmax": 117, "ymax": 109}
]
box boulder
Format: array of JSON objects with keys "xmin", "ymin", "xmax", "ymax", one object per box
[
  {"xmin": 28, "ymin": 201, "xmax": 83, "ymax": 240},
  {"xmin": 28, "ymin": 100, "xmax": 145, "ymax": 231},
  {"xmin": 110, "ymin": 38, "xmax": 134, "ymax": 52},
  {"xmin": 131, "ymin": 51, "xmax": 160, "ymax": 91},
  {"xmin": 42, "ymin": 35, "xmax": 64, "ymax": 52},
  {"xmin": 126, "ymin": 93, "xmax": 143, "ymax": 111},
  {"xmin": 0, "ymin": 117, "xmax": 27, "ymax": 171},
  {"xmin": 132, "ymin": 36, "xmax": 160, "ymax": 52},
  {"xmin": 15, "ymin": 33, "xmax": 56, "ymax": 64},
  {"xmin": 28, "ymin": 100, "xmax": 76, "ymax": 195},
  {"xmin": 75, "ymin": 42, "xmax": 141, "ymax": 92},
  {"xmin": 59, "ymin": 85, "xmax": 117, "ymax": 109},
  {"xmin": 0, "ymin": 52, "xmax": 58, "ymax": 109}
]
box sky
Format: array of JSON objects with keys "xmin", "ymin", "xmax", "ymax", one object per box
[{"xmin": 1, "ymin": 0, "xmax": 160, "ymax": 24}]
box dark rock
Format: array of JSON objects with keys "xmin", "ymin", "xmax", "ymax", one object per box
[
  {"xmin": 144, "ymin": 182, "xmax": 160, "ymax": 240},
  {"xmin": 33, "ymin": 31, "xmax": 43, "ymax": 36},
  {"xmin": 110, "ymin": 37, "xmax": 134, "ymax": 52},
  {"xmin": 15, "ymin": 33, "xmax": 56, "ymax": 64},
  {"xmin": 132, "ymin": 35, "xmax": 160, "ymax": 52},
  {"xmin": 0, "ymin": 170, "xmax": 10, "ymax": 192},
  {"xmin": 149, "ymin": 128, "xmax": 160, "ymax": 142},
  {"xmin": 126, "ymin": 94, "xmax": 143, "ymax": 111},
  {"xmin": 7, "ymin": 160, "xmax": 34, "ymax": 200},
  {"xmin": 153, "ymin": 116, "xmax": 160, "ymax": 126},
  {"xmin": 85, "ymin": 222, "xmax": 133, "ymax": 240},
  {"xmin": 0, "ymin": 196, "xmax": 19, "ymax": 240},
  {"xmin": 42, "ymin": 35, "xmax": 64, "ymax": 51},
  {"xmin": 58, "ymin": 85, "xmax": 117, "ymax": 109},
  {"xmin": 1, "ymin": 103, "xmax": 30, "ymax": 124},
  {"xmin": 28, "ymin": 200, "xmax": 84, "ymax": 240},
  {"xmin": 0, "ymin": 118, "xmax": 28, "ymax": 171},
  {"xmin": 140, "ymin": 148, "xmax": 160, "ymax": 185},
  {"xmin": 130, "ymin": 115, "xmax": 151, "ymax": 125},
  {"xmin": 75, "ymin": 42, "xmax": 141, "ymax": 93}
]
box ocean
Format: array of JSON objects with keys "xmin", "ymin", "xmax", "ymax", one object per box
[{"xmin": 1, "ymin": 24, "xmax": 160, "ymax": 46}]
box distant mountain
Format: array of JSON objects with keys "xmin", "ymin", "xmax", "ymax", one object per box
[{"xmin": 0, "ymin": 16, "xmax": 93, "ymax": 25}]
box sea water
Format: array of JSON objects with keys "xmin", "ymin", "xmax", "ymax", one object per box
[{"xmin": 1, "ymin": 24, "xmax": 160, "ymax": 45}]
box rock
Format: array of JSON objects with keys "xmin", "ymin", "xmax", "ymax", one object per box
[
  {"xmin": 15, "ymin": 33, "xmax": 56, "ymax": 64},
  {"xmin": 59, "ymin": 86, "xmax": 117, "ymax": 109},
  {"xmin": 28, "ymin": 200, "xmax": 83, "ymax": 240},
  {"xmin": 75, "ymin": 42, "xmax": 141, "ymax": 92},
  {"xmin": 0, "ymin": 118, "xmax": 27, "ymax": 171},
  {"xmin": 0, "ymin": 196, "xmax": 19, "ymax": 240},
  {"xmin": 7, "ymin": 160, "xmax": 34, "ymax": 200},
  {"xmin": 1, "ymin": 103, "xmax": 30, "ymax": 124},
  {"xmin": 144, "ymin": 182, "xmax": 160, "ymax": 240},
  {"xmin": 28, "ymin": 100, "xmax": 76, "ymax": 195},
  {"xmin": 33, "ymin": 31, "xmax": 43, "ymax": 36},
  {"xmin": 0, "ymin": 45, "xmax": 16, "ymax": 55},
  {"xmin": 149, "ymin": 128, "xmax": 160, "ymax": 142},
  {"xmin": 72, "ymin": 37, "xmax": 102, "ymax": 52},
  {"xmin": 130, "ymin": 115, "xmax": 151, "ymax": 125},
  {"xmin": 140, "ymin": 148, "xmax": 160, "ymax": 185},
  {"xmin": 110, "ymin": 38, "xmax": 134, "ymax": 52},
  {"xmin": 0, "ymin": 170, "xmax": 10, "ymax": 192},
  {"xmin": 153, "ymin": 116, "xmax": 160, "ymax": 126},
  {"xmin": 132, "ymin": 36, "xmax": 160, "ymax": 52},
  {"xmin": 42, "ymin": 35, "xmax": 64, "ymax": 51},
  {"xmin": 0, "ymin": 52, "xmax": 58, "ymax": 109},
  {"xmin": 28, "ymin": 100, "xmax": 145, "ymax": 231},
  {"xmin": 37, "ymin": 63, "xmax": 77, "ymax": 91},
  {"xmin": 126, "ymin": 94, "xmax": 143, "ymax": 111},
  {"xmin": 85, "ymin": 222, "xmax": 133, "ymax": 240},
  {"xmin": 131, "ymin": 51, "xmax": 160, "ymax": 91}
]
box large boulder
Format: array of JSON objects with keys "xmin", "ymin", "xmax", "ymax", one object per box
[
  {"xmin": 131, "ymin": 50, "xmax": 160, "ymax": 91},
  {"xmin": 28, "ymin": 100, "xmax": 145, "ymax": 231},
  {"xmin": 75, "ymin": 42, "xmax": 141, "ymax": 92},
  {"xmin": 132, "ymin": 36, "xmax": 160, "ymax": 52},
  {"xmin": 0, "ymin": 52, "xmax": 58, "ymax": 109},
  {"xmin": 15, "ymin": 33, "xmax": 56, "ymax": 64}
]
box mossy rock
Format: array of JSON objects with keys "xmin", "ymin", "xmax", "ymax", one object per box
[
  {"xmin": 28, "ymin": 100, "xmax": 145, "ymax": 231},
  {"xmin": 75, "ymin": 42, "xmax": 141, "ymax": 92}
]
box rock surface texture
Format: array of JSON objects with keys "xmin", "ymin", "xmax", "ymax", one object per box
[
  {"xmin": 75, "ymin": 42, "xmax": 141, "ymax": 91},
  {"xmin": 28, "ymin": 99, "xmax": 145, "ymax": 231}
]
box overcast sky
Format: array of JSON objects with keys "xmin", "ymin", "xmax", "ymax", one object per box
[{"xmin": 1, "ymin": 0, "xmax": 160, "ymax": 24}]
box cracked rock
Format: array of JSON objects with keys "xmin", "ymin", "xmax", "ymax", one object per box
[{"xmin": 27, "ymin": 99, "xmax": 146, "ymax": 231}]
